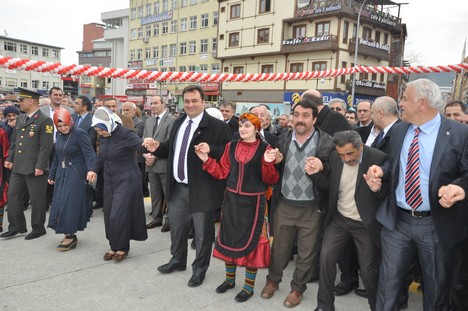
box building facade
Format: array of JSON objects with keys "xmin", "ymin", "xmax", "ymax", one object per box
[
  {"xmin": 0, "ymin": 35, "xmax": 62, "ymax": 95},
  {"xmin": 217, "ymin": 0, "xmax": 406, "ymax": 114}
]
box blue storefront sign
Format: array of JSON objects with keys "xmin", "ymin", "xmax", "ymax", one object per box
[{"xmin": 284, "ymin": 91, "xmax": 376, "ymax": 109}]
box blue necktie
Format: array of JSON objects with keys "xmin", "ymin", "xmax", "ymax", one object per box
[{"xmin": 177, "ymin": 120, "xmax": 192, "ymax": 181}]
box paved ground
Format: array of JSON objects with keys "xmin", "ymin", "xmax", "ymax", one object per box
[{"xmin": 0, "ymin": 199, "xmax": 423, "ymax": 311}]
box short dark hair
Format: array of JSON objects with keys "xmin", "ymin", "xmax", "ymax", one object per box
[
  {"xmin": 76, "ymin": 95, "xmax": 92, "ymax": 111},
  {"xmin": 345, "ymin": 109, "xmax": 357, "ymax": 118},
  {"xmin": 292, "ymin": 100, "xmax": 319, "ymax": 118},
  {"xmin": 183, "ymin": 85, "xmax": 205, "ymax": 101},
  {"xmin": 219, "ymin": 101, "xmax": 235, "ymax": 110},
  {"xmin": 332, "ymin": 130, "xmax": 362, "ymax": 149},
  {"xmin": 445, "ymin": 100, "xmax": 466, "ymax": 113},
  {"xmin": 103, "ymin": 97, "xmax": 117, "ymax": 104},
  {"xmin": 48, "ymin": 87, "xmax": 62, "ymax": 96}
]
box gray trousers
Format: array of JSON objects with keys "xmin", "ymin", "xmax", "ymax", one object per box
[
  {"xmin": 317, "ymin": 212, "xmax": 380, "ymax": 311},
  {"xmin": 7, "ymin": 173, "xmax": 48, "ymax": 234},
  {"xmin": 267, "ymin": 199, "xmax": 323, "ymax": 293},
  {"xmin": 377, "ymin": 210, "xmax": 453, "ymax": 311},
  {"xmin": 167, "ymin": 183, "xmax": 214, "ymax": 277},
  {"xmin": 148, "ymin": 171, "xmax": 167, "ymax": 221}
]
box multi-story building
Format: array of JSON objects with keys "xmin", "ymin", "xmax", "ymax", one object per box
[
  {"xmin": 217, "ymin": 0, "xmax": 406, "ymax": 116},
  {"xmin": 128, "ymin": 0, "xmax": 221, "ymax": 108},
  {"xmin": 77, "ymin": 23, "xmax": 111, "ymax": 98},
  {"xmin": 102, "ymin": 9, "xmax": 130, "ymax": 97},
  {"xmin": 0, "ymin": 35, "xmax": 62, "ymax": 95},
  {"xmin": 452, "ymin": 55, "xmax": 468, "ymax": 104}
]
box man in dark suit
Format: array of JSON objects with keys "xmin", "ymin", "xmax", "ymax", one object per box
[
  {"xmin": 301, "ymin": 89, "xmax": 351, "ymax": 137},
  {"xmin": 1, "ymin": 88, "xmax": 54, "ymax": 240},
  {"xmin": 368, "ymin": 79, "xmax": 468, "ymax": 310},
  {"xmin": 306, "ymin": 130, "xmax": 388, "ymax": 311},
  {"xmin": 144, "ymin": 85, "xmax": 231, "ymax": 288},
  {"xmin": 72, "ymin": 95, "xmax": 96, "ymax": 148},
  {"xmin": 219, "ymin": 101, "xmax": 238, "ymax": 135},
  {"xmin": 143, "ymin": 95, "xmax": 175, "ymax": 230}
]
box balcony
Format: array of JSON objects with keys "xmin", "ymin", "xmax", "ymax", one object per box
[
  {"xmin": 346, "ymin": 79, "xmax": 386, "ymax": 96},
  {"xmin": 348, "ymin": 38, "xmax": 390, "ymax": 62},
  {"xmin": 281, "ymin": 35, "xmax": 338, "ymax": 54}
]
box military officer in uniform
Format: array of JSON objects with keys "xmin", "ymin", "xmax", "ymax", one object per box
[{"xmin": 1, "ymin": 88, "xmax": 54, "ymax": 240}]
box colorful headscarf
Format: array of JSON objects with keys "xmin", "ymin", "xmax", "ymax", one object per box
[
  {"xmin": 53, "ymin": 108, "xmax": 74, "ymax": 128},
  {"xmin": 91, "ymin": 107, "xmax": 122, "ymax": 134},
  {"xmin": 239, "ymin": 112, "xmax": 261, "ymax": 131}
]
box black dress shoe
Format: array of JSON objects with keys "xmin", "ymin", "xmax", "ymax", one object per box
[
  {"xmin": 146, "ymin": 219, "xmax": 162, "ymax": 229},
  {"xmin": 354, "ymin": 288, "xmax": 368, "ymax": 298},
  {"xmin": 314, "ymin": 308, "xmax": 325, "ymax": 311},
  {"xmin": 25, "ymin": 231, "xmax": 46, "ymax": 240},
  {"xmin": 235, "ymin": 290, "xmax": 253, "ymax": 302},
  {"xmin": 161, "ymin": 222, "xmax": 170, "ymax": 232},
  {"xmin": 215, "ymin": 281, "xmax": 235, "ymax": 293},
  {"xmin": 188, "ymin": 275, "xmax": 204, "ymax": 287},
  {"xmin": 334, "ymin": 281, "xmax": 359, "ymax": 296},
  {"xmin": 157, "ymin": 263, "xmax": 186, "ymax": 274},
  {"xmin": 57, "ymin": 235, "xmax": 78, "ymax": 251},
  {"xmin": 0, "ymin": 230, "xmax": 26, "ymax": 238}
]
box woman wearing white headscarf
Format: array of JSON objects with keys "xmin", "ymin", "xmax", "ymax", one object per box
[{"xmin": 88, "ymin": 107, "xmax": 148, "ymax": 261}]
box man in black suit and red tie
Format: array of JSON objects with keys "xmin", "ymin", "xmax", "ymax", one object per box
[{"xmin": 367, "ymin": 78, "xmax": 468, "ymax": 310}]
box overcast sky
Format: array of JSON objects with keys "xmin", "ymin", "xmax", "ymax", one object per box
[{"xmin": 0, "ymin": 0, "xmax": 467, "ymax": 68}]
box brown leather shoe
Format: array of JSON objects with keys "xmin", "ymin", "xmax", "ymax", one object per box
[
  {"xmin": 161, "ymin": 222, "xmax": 170, "ymax": 232},
  {"xmin": 103, "ymin": 251, "xmax": 115, "ymax": 261},
  {"xmin": 113, "ymin": 251, "xmax": 128, "ymax": 262},
  {"xmin": 261, "ymin": 280, "xmax": 279, "ymax": 299},
  {"xmin": 146, "ymin": 219, "xmax": 162, "ymax": 229},
  {"xmin": 283, "ymin": 290, "xmax": 303, "ymax": 308}
]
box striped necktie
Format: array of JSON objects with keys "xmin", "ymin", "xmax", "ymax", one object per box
[{"xmin": 404, "ymin": 127, "xmax": 422, "ymax": 210}]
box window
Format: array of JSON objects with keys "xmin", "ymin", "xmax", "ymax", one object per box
[
  {"xmin": 131, "ymin": 29, "xmax": 137, "ymax": 40},
  {"xmin": 313, "ymin": 62, "xmax": 327, "ymax": 71},
  {"xmin": 138, "ymin": 6, "xmax": 143, "ymax": 18},
  {"xmin": 384, "ymin": 33, "xmax": 389, "ymax": 45},
  {"xmin": 130, "ymin": 49, "xmax": 136, "ymax": 61},
  {"xmin": 188, "ymin": 65, "xmax": 196, "ymax": 72},
  {"xmin": 146, "ymin": 47, "xmax": 151, "ymax": 58},
  {"xmin": 316, "ymin": 22, "xmax": 330, "ymax": 36},
  {"xmin": 171, "ymin": 20, "xmax": 177, "ymax": 33},
  {"xmin": 189, "ymin": 41, "xmax": 196, "ymax": 54},
  {"xmin": 42, "ymin": 48, "xmax": 49, "ymax": 57},
  {"xmin": 153, "ymin": 46, "xmax": 159, "ymax": 58},
  {"xmin": 223, "ymin": 66, "xmax": 229, "ymax": 73},
  {"xmin": 181, "ymin": 0, "xmax": 187, "ymax": 7},
  {"xmin": 371, "ymin": 73, "xmax": 377, "ymax": 81},
  {"xmin": 161, "ymin": 45, "xmax": 168, "ymax": 58},
  {"xmin": 137, "ymin": 49, "xmax": 143, "ymax": 59},
  {"xmin": 169, "ymin": 67, "xmax": 176, "ymax": 72},
  {"xmin": 180, "ymin": 42, "xmax": 187, "ymax": 55},
  {"xmin": 230, "ymin": 4, "xmax": 241, "ymax": 19},
  {"xmin": 375, "ymin": 31, "xmax": 381, "ymax": 43},
  {"xmin": 211, "ymin": 63, "xmax": 220, "ymax": 73},
  {"xmin": 213, "ymin": 11, "xmax": 218, "ymax": 25},
  {"xmin": 172, "ymin": 0, "xmax": 178, "ymax": 10},
  {"xmin": 293, "ymin": 25, "xmax": 306, "ymax": 38},
  {"xmin": 153, "ymin": 24, "xmax": 160, "ymax": 36},
  {"xmin": 343, "ymin": 21, "xmax": 349, "ymax": 44},
  {"xmin": 259, "ymin": 0, "xmax": 271, "ymax": 13},
  {"xmin": 261, "ymin": 64, "xmax": 274, "ymax": 73},
  {"xmin": 179, "ymin": 65, "xmax": 187, "ymax": 72},
  {"xmin": 201, "ymin": 13, "xmax": 209, "ymax": 28},
  {"xmin": 190, "ymin": 16, "xmax": 197, "ymax": 29},
  {"xmin": 233, "ymin": 66, "xmax": 244, "ymax": 74},
  {"xmin": 146, "ymin": 25, "xmax": 152, "ymax": 37},
  {"xmin": 180, "ymin": 18, "xmax": 187, "ymax": 31},
  {"xmin": 6, "ymin": 79, "xmax": 17, "ymax": 88},
  {"xmin": 161, "ymin": 67, "xmax": 167, "ymax": 72},
  {"xmin": 212, "ymin": 38, "xmax": 217, "ymax": 52},
  {"xmin": 20, "ymin": 80, "xmax": 28, "ymax": 87},
  {"xmin": 190, "ymin": 0, "xmax": 197, "ymax": 4},
  {"xmin": 32, "ymin": 80, "xmax": 39, "ymax": 89},
  {"xmin": 380, "ymin": 73, "xmax": 385, "ymax": 82},
  {"xmin": 42, "ymin": 81, "xmax": 49, "ymax": 90},
  {"xmin": 352, "ymin": 23, "xmax": 357, "ymax": 39},
  {"xmin": 340, "ymin": 61, "xmax": 347, "ymax": 83},
  {"xmin": 146, "ymin": 4, "xmax": 152, "ymax": 16},
  {"xmin": 154, "ymin": 1, "xmax": 160, "ymax": 13},
  {"xmin": 362, "ymin": 27, "xmax": 372, "ymax": 40},
  {"xmin": 138, "ymin": 27, "xmax": 143, "ymax": 38},
  {"xmin": 229, "ymin": 32, "xmax": 240, "ymax": 47},
  {"xmin": 257, "ymin": 28, "xmax": 270, "ymax": 44},
  {"xmin": 290, "ymin": 63, "xmax": 304, "ymax": 72},
  {"xmin": 52, "ymin": 50, "xmax": 59, "ymax": 58},
  {"xmin": 170, "ymin": 44, "xmax": 177, "ymax": 57},
  {"xmin": 162, "ymin": 22, "xmax": 169, "ymax": 34},
  {"xmin": 200, "ymin": 39, "xmax": 208, "ymax": 53},
  {"xmin": 163, "ymin": 0, "xmax": 169, "ymax": 11},
  {"xmin": 31, "ymin": 46, "xmax": 38, "ymax": 55},
  {"xmin": 20, "ymin": 44, "xmax": 28, "ymax": 54},
  {"xmin": 200, "ymin": 64, "xmax": 208, "ymax": 73},
  {"xmin": 131, "ymin": 8, "xmax": 137, "ymax": 19},
  {"xmin": 4, "ymin": 42, "xmax": 16, "ymax": 52}
]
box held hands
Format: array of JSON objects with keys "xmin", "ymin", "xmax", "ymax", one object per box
[
  {"xmin": 264, "ymin": 148, "xmax": 279, "ymax": 163},
  {"xmin": 305, "ymin": 156, "xmax": 323, "ymax": 175},
  {"xmin": 142, "ymin": 138, "xmax": 160, "ymax": 152},
  {"xmin": 363, "ymin": 165, "xmax": 384, "ymax": 192},
  {"xmin": 143, "ymin": 153, "xmax": 156, "ymax": 166},
  {"xmin": 87, "ymin": 171, "xmax": 97, "ymax": 184},
  {"xmin": 194, "ymin": 142, "xmax": 210, "ymax": 163},
  {"xmin": 35, "ymin": 169, "xmax": 44, "ymax": 176},
  {"xmin": 4, "ymin": 161, "xmax": 12, "ymax": 169},
  {"xmin": 274, "ymin": 150, "xmax": 283, "ymax": 164},
  {"xmin": 47, "ymin": 179, "xmax": 55, "ymax": 185},
  {"xmin": 438, "ymin": 184, "xmax": 466, "ymax": 208}
]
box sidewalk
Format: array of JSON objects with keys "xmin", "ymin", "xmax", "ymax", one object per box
[{"xmin": 0, "ymin": 199, "xmax": 423, "ymax": 311}]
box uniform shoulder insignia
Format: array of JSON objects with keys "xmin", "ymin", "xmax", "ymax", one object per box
[{"xmin": 45, "ymin": 125, "xmax": 53, "ymax": 134}]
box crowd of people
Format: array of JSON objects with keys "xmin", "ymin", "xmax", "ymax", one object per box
[{"xmin": 0, "ymin": 79, "xmax": 467, "ymax": 310}]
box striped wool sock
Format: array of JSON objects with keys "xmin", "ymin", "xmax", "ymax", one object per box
[
  {"xmin": 225, "ymin": 263, "xmax": 236, "ymax": 285},
  {"xmin": 0, "ymin": 206, "xmax": 3, "ymax": 228},
  {"xmin": 242, "ymin": 268, "xmax": 258, "ymax": 295}
]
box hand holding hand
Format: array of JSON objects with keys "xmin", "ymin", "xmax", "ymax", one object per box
[
  {"xmin": 35, "ymin": 169, "xmax": 44, "ymax": 176},
  {"xmin": 363, "ymin": 173, "xmax": 382, "ymax": 192},
  {"xmin": 194, "ymin": 142, "xmax": 210, "ymax": 163},
  {"xmin": 4, "ymin": 161, "xmax": 12, "ymax": 169},
  {"xmin": 438, "ymin": 184, "xmax": 466, "ymax": 208},
  {"xmin": 87, "ymin": 171, "xmax": 97, "ymax": 183},
  {"xmin": 304, "ymin": 156, "xmax": 323, "ymax": 175},
  {"xmin": 264, "ymin": 148, "xmax": 278, "ymax": 163},
  {"xmin": 143, "ymin": 138, "xmax": 160, "ymax": 152},
  {"xmin": 366, "ymin": 165, "xmax": 383, "ymax": 179},
  {"xmin": 47, "ymin": 179, "xmax": 55, "ymax": 185}
]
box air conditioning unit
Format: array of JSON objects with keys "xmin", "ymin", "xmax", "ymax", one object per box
[{"xmin": 143, "ymin": 37, "xmax": 149, "ymax": 43}]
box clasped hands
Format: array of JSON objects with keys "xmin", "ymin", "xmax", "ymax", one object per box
[{"xmin": 142, "ymin": 138, "xmax": 160, "ymax": 152}]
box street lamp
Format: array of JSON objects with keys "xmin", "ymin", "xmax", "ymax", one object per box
[{"xmin": 350, "ymin": 0, "xmax": 367, "ymax": 107}]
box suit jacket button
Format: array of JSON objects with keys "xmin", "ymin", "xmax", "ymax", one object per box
[{"xmin": 18, "ymin": 150, "xmax": 22, "ymax": 153}]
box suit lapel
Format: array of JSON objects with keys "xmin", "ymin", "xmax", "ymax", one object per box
[
  {"xmin": 430, "ymin": 117, "xmax": 450, "ymax": 182},
  {"xmin": 356, "ymin": 147, "xmax": 369, "ymax": 191},
  {"xmin": 154, "ymin": 113, "xmax": 167, "ymax": 137}
]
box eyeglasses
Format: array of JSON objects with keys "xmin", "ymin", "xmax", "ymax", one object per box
[{"xmin": 330, "ymin": 107, "xmax": 342, "ymax": 111}]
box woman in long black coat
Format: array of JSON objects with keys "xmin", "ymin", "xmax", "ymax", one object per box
[
  {"xmin": 48, "ymin": 109, "xmax": 96, "ymax": 251},
  {"xmin": 89, "ymin": 107, "xmax": 148, "ymax": 262}
]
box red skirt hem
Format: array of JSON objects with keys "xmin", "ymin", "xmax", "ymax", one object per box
[{"xmin": 213, "ymin": 235, "xmax": 270, "ymax": 268}]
